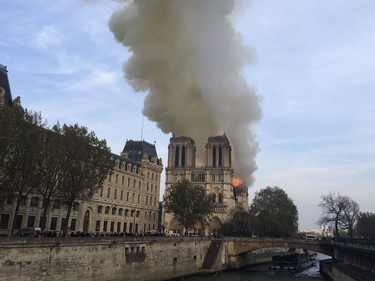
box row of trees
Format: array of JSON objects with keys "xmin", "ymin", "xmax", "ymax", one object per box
[
  {"xmin": 0, "ymin": 104, "xmax": 114, "ymax": 235},
  {"xmin": 318, "ymin": 192, "xmax": 375, "ymax": 238},
  {"xmin": 165, "ymin": 181, "xmax": 375, "ymax": 238},
  {"xmin": 165, "ymin": 183, "xmax": 299, "ymax": 238}
]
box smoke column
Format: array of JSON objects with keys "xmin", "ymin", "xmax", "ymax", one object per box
[{"xmin": 109, "ymin": 0, "xmax": 262, "ymax": 186}]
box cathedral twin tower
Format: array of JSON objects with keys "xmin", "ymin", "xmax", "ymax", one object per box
[{"xmin": 163, "ymin": 135, "xmax": 248, "ymax": 235}]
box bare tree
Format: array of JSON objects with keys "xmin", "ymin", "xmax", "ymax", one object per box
[
  {"xmin": 339, "ymin": 196, "xmax": 360, "ymax": 238},
  {"xmin": 318, "ymin": 193, "xmax": 360, "ymax": 238}
]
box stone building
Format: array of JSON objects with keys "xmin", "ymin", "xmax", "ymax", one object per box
[
  {"xmin": 163, "ymin": 135, "xmax": 248, "ymax": 236},
  {"xmin": 0, "ymin": 64, "xmax": 163, "ymax": 236},
  {"xmin": 0, "ymin": 140, "xmax": 163, "ymax": 236}
]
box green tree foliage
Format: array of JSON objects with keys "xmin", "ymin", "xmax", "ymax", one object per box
[
  {"xmin": 355, "ymin": 212, "xmax": 375, "ymax": 238},
  {"xmin": 250, "ymin": 186, "xmax": 298, "ymax": 238},
  {"xmin": 221, "ymin": 208, "xmax": 253, "ymax": 237},
  {"xmin": 55, "ymin": 124, "xmax": 114, "ymax": 234},
  {"xmin": 164, "ymin": 179, "xmax": 214, "ymax": 234},
  {"xmin": 318, "ymin": 193, "xmax": 359, "ymax": 238},
  {"xmin": 0, "ymin": 104, "xmax": 48, "ymax": 235}
]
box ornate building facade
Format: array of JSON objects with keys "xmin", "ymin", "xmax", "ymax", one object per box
[
  {"xmin": 163, "ymin": 135, "xmax": 248, "ymax": 236},
  {"xmin": 0, "ymin": 140, "xmax": 163, "ymax": 236}
]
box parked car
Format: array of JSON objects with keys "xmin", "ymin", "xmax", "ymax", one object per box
[{"xmin": 16, "ymin": 227, "xmax": 42, "ymax": 237}]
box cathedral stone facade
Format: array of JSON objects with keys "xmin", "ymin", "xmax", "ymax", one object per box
[{"xmin": 163, "ymin": 135, "xmax": 249, "ymax": 236}]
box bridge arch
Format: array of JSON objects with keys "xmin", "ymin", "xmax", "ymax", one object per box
[{"xmin": 224, "ymin": 237, "xmax": 334, "ymax": 257}]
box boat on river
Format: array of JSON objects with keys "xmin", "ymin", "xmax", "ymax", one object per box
[{"xmin": 269, "ymin": 252, "xmax": 316, "ymax": 272}]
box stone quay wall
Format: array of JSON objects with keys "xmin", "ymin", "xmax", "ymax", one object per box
[{"xmin": 0, "ymin": 237, "xmax": 216, "ymax": 281}]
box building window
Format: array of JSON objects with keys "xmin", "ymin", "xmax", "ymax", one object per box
[
  {"xmin": 118, "ymin": 208, "xmax": 123, "ymax": 216},
  {"xmin": 61, "ymin": 218, "xmax": 67, "ymax": 231},
  {"xmin": 219, "ymin": 193, "xmax": 223, "ymax": 203},
  {"xmin": 98, "ymin": 205, "xmax": 103, "ymax": 214},
  {"xmin": 126, "ymin": 192, "xmax": 129, "ymax": 202},
  {"xmin": 107, "ymin": 188, "xmax": 111, "ymax": 199},
  {"xmin": 175, "ymin": 146, "xmax": 179, "ymax": 168},
  {"xmin": 146, "ymin": 196, "xmax": 148, "ymax": 205},
  {"xmin": 96, "ymin": 220, "xmax": 101, "ymax": 232},
  {"xmin": 114, "ymin": 189, "xmax": 117, "ymax": 200},
  {"xmin": 0, "ymin": 214, "xmax": 10, "ymax": 229},
  {"xmin": 120, "ymin": 190, "xmax": 124, "ymax": 201},
  {"xmin": 19, "ymin": 196, "xmax": 27, "ymax": 206},
  {"xmin": 30, "ymin": 197, "xmax": 39, "ymax": 208},
  {"xmin": 219, "ymin": 146, "xmax": 223, "ymax": 167},
  {"xmin": 71, "ymin": 219, "xmax": 77, "ymax": 231},
  {"xmin": 117, "ymin": 222, "xmax": 121, "ymax": 233},
  {"xmin": 15, "ymin": 215, "xmax": 23, "ymax": 229},
  {"xmin": 125, "ymin": 209, "xmax": 129, "ymax": 217},
  {"xmin": 112, "ymin": 208, "xmax": 116, "ymax": 215},
  {"xmin": 110, "ymin": 221, "xmax": 115, "ymax": 232},
  {"xmin": 115, "ymin": 174, "xmax": 118, "ymax": 183},
  {"xmin": 100, "ymin": 187, "xmax": 103, "ymax": 197},
  {"xmin": 27, "ymin": 216, "xmax": 35, "ymax": 227},
  {"xmin": 105, "ymin": 206, "xmax": 110, "ymax": 214},
  {"xmin": 50, "ymin": 217, "xmax": 57, "ymax": 231},
  {"xmin": 181, "ymin": 146, "xmax": 186, "ymax": 168},
  {"xmin": 73, "ymin": 202, "xmax": 79, "ymax": 211},
  {"xmin": 123, "ymin": 222, "xmax": 127, "ymax": 232},
  {"xmin": 103, "ymin": 221, "xmax": 108, "ymax": 232},
  {"xmin": 138, "ymin": 194, "xmax": 140, "ymax": 203},
  {"xmin": 122, "ymin": 176, "xmax": 125, "ymax": 185},
  {"xmin": 53, "ymin": 200, "xmax": 61, "ymax": 209},
  {"xmin": 213, "ymin": 145, "xmax": 217, "ymax": 167}
]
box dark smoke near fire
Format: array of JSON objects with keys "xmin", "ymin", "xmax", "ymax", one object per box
[{"xmin": 109, "ymin": 0, "xmax": 262, "ymax": 187}]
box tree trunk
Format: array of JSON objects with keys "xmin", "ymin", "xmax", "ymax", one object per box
[
  {"xmin": 40, "ymin": 199, "xmax": 51, "ymax": 230},
  {"xmin": 10, "ymin": 194, "xmax": 22, "ymax": 236},
  {"xmin": 63, "ymin": 203, "xmax": 73, "ymax": 236}
]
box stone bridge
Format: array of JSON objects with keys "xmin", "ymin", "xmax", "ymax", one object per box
[
  {"xmin": 222, "ymin": 237, "xmax": 375, "ymax": 280},
  {"xmin": 224, "ymin": 237, "xmax": 334, "ymax": 257}
]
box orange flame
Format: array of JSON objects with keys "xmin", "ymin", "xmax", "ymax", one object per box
[{"xmin": 232, "ymin": 177, "xmax": 242, "ymax": 187}]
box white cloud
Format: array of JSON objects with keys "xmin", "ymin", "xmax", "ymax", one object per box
[{"xmin": 34, "ymin": 25, "xmax": 62, "ymax": 49}]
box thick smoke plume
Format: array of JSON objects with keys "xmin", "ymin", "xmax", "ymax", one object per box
[{"xmin": 109, "ymin": 0, "xmax": 262, "ymax": 186}]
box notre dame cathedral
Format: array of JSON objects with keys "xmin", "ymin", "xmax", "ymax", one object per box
[{"xmin": 163, "ymin": 135, "xmax": 249, "ymax": 235}]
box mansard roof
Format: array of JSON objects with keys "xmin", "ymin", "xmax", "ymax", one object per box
[
  {"xmin": 121, "ymin": 140, "xmax": 158, "ymax": 162},
  {"xmin": 111, "ymin": 152, "xmax": 141, "ymax": 167},
  {"xmin": 0, "ymin": 64, "xmax": 13, "ymax": 106}
]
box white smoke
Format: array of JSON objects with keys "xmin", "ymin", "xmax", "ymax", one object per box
[{"xmin": 109, "ymin": 0, "xmax": 262, "ymax": 186}]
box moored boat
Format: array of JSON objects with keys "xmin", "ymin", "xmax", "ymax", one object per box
[{"xmin": 269, "ymin": 252, "xmax": 316, "ymax": 272}]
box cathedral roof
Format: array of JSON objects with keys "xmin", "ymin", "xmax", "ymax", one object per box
[
  {"xmin": 0, "ymin": 64, "xmax": 13, "ymax": 106},
  {"xmin": 207, "ymin": 134, "xmax": 230, "ymax": 144}
]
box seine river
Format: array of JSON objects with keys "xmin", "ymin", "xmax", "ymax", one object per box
[{"xmin": 184, "ymin": 253, "xmax": 331, "ymax": 281}]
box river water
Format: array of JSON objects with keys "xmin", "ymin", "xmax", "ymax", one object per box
[{"xmin": 185, "ymin": 253, "xmax": 331, "ymax": 281}]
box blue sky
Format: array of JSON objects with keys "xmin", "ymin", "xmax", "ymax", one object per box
[{"xmin": 1, "ymin": 0, "xmax": 374, "ymax": 230}]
